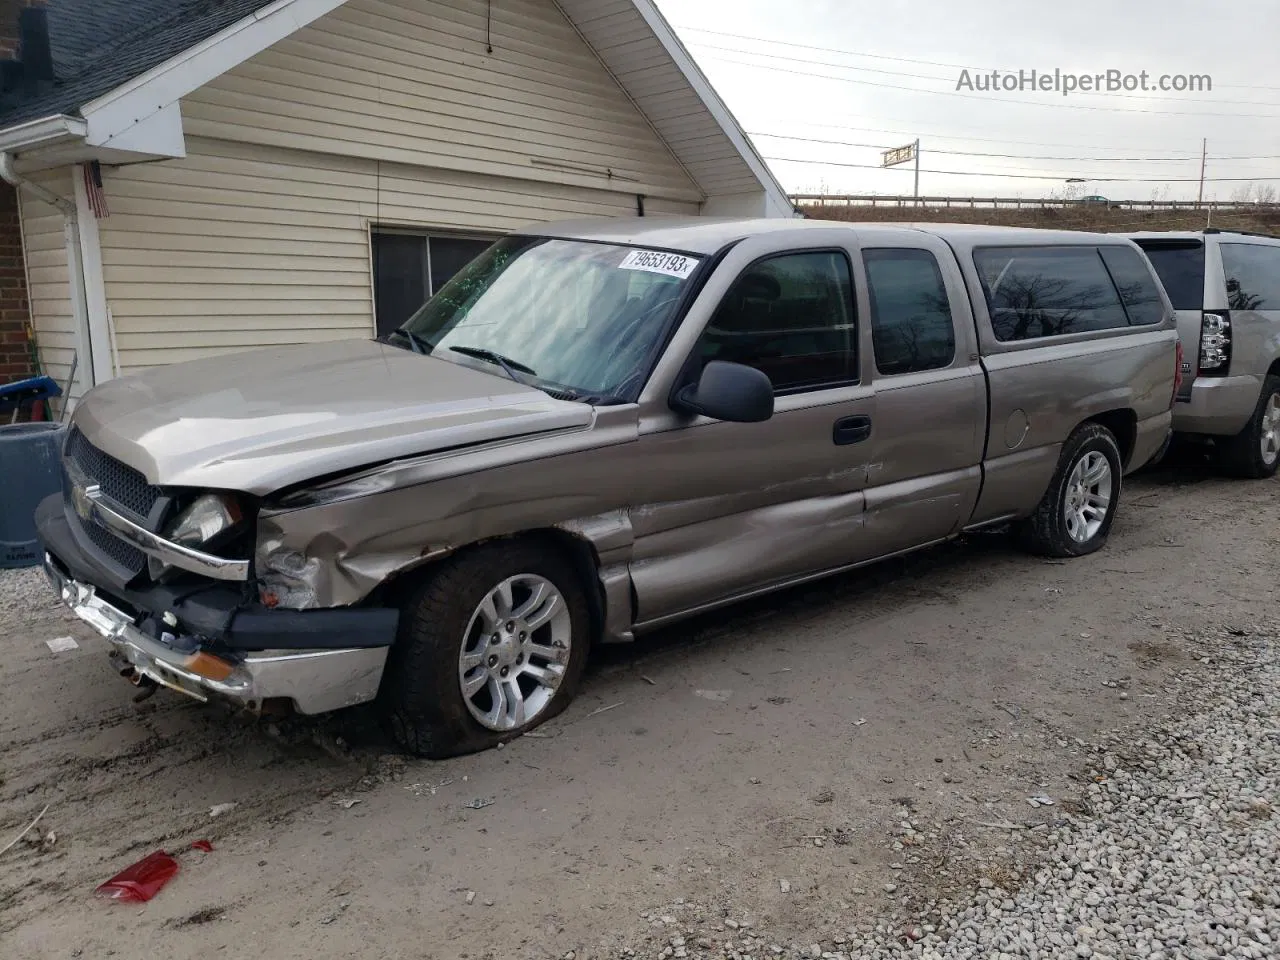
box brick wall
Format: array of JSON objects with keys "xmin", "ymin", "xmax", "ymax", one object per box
[
  {"xmin": 0, "ymin": 179, "xmax": 34, "ymax": 384},
  {"xmin": 0, "ymin": 1, "xmax": 50, "ymax": 58}
]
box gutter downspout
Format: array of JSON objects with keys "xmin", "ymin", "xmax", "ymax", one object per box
[{"xmin": 0, "ymin": 152, "xmax": 94, "ymax": 405}]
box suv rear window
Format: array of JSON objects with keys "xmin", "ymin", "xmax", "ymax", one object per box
[{"xmin": 1134, "ymin": 240, "xmax": 1205, "ymax": 310}]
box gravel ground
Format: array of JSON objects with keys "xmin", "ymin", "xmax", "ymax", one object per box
[
  {"xmin": 616, "ymin": 622, "xmax": 1279, "ymax": 960},
  {"xmin": 4, "ymin": 456, "xmax": 1278, "ymax": 960}
]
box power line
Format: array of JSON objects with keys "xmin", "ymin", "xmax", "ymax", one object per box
[
  {"xmin": 674, "ymin": 24, "xmax": 1280, "ymax": 94},
  {"xmin": 700, "ymin": 53, "xmax": 1280, "ymax": 120},
  {"xmin": 763, "ymin": 155, "xmax": 1280, "ymax": 183},
  {"xmin": 690, "ymin": 41, "xmax": 1280, "ymax": 109},
  {"xmin": 747, "ymin": 131, "xmax": 1280, "ymax": 163},
  {"xmin": 769, "ymin": 118, "xmax": 1260, "ymax": 154}
]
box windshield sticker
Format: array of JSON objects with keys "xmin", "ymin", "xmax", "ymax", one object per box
[{"xmin": 618, "ymin": 249, "xmax": 699, "ymax": 279}]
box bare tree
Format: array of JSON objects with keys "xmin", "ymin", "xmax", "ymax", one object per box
[{"xmin": 1231, "ymin": 183, "xmax": 1254, "ymax": 203}]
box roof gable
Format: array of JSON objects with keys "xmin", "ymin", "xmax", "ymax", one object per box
[{"xmin": 0, "ymin": 0, "xmax": 790, "ymax": 214}]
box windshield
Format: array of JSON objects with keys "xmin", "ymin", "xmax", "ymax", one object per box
[{"xmin": 391, "ymin": 236, "xmax": 702, "ymax": 399}]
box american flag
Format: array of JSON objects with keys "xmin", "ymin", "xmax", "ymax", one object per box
[{"xmin": 82, "ymin": 161, "xmax": 108, "ymax": 219}]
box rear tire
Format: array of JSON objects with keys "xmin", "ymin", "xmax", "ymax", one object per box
[
  {"xmin": 1216, "ymin": 374, "xmax": 1280, "ymax": 479},
  {"xmin": 379, "ymin": 541, "xmax": 591, "ymax": 759},
  {"xmin": 1016, "ymin": 423, "xmax": 1123, "ymax": 558}
]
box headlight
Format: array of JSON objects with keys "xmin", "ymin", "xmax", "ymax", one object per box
[{"xmin": 167, "ymin": 494, "xmax": 243, "ymax": 547}]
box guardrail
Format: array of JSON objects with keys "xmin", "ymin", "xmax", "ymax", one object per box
[{"xmin": 790, "ymin": 194, "xmax": 1280, "ymax": 212}]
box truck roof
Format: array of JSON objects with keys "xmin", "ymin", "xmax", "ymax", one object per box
[{"xmin": 517, "ymin": 216, "xmax": 1145, "ymax": 256}]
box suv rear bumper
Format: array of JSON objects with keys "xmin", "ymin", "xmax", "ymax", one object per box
[{"xmin": 1174, "ymin": 375, "xmax": 1259, "ymax": 436}]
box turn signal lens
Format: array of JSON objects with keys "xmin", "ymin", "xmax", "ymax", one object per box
[{"xmin": 182, "ymin": 652, "xmax": 235, "ymax": 682}]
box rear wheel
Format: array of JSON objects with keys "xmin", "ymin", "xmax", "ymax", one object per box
[
  {"xmin": 1217, "ymin": 374, "xmax": 1280, "ymax": 479},
  {"xmin": 1016, "ymin": 423, "xmax": 1123, "ymax": 558},
  {"xmin": 379, "ymin": 541, "xmax": 591, "ymax": 759}
]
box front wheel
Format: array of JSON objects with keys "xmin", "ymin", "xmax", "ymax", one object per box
[
  {"xmin": 1217, "ymin": 374, "xmax": 1280, "ymax": 479},
  {"xmin": 1016, "ymin": 423, "xmax": 1123, "ymax": 558},
  {"xmin": 379, "ymin": 541, "xmax": 591, "ymax": 758}
]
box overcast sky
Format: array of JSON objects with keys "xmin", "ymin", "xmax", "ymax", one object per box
[{"xmin": 655, "ymin": 0, "xmax": 1280, "ymax": 202}]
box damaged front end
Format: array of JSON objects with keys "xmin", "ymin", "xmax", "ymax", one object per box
[{"xmin": 37, "ymin": 427, "xmax": 400, "ymax": 715}]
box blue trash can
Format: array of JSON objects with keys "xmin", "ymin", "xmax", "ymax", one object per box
[{"xmin": 1, "ymin": 421, "xmax": 65, "ymax": 568}]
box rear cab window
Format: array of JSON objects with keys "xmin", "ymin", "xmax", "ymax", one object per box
[
  {"xmin": 862, "ymin": 248, "xmax": 956, "ymax": 374},
  {"xmin": 1133, "ymin": 240, "xmax": 1205, "ymax": 311}
]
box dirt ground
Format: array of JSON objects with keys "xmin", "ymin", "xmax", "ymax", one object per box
[{"xmin": 2, "ymin": 447, "xmax": 1276, "ymax": 960}]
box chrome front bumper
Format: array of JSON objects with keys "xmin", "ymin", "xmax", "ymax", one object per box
[{"xmin": 45, "ymin": 556, "xmax": 389, "ymax": 715}]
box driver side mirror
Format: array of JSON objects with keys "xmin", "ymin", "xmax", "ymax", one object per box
[{"xmin": 672, "ymin": 360, "xmax": 774, "ymax": 423}]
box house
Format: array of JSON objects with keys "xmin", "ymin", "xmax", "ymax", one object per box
[{"xmin": 0, "ymin": 0, "xmax": 791, "ymax": 402}]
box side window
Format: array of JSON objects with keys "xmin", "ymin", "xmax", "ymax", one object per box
[
  {"xmin": 697, "ymin": 251, "xmax": 856, "ymax": 392},
  {"xmin": 863, "ymin": 248, "xmax": 956, "ymax": 375},
  {"xmin": 1099, "ymin": 246, "xmax": 1166, "ymax": 326},
  {"xmin": 974, "ymin": 246, "xmax": 1130, "ymax": 342},
  {"xmin": 1220, "ymin": 242, "xmax": 1280, "ymax": 311}
]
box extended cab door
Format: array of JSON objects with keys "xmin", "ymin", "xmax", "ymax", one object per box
[
  {"xmin": 855, "ymin": 235, "xmax": 987, "ymax": 555},
  {"xmin": 626, "ymin": 230, "xmax": 878, "ymax": 626}
]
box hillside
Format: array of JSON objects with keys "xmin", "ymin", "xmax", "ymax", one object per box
[{"xmin": 798, "ymin": 202, "xmax": 1280, "ymax": 235}]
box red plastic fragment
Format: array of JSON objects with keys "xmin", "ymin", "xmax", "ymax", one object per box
[
  {"xmin": 95, "ymin": 840, "xmax": 215, "ymax": 903},
  {"xmin": 95, "ymin": 850, "xmax": 180, "ymax": 903}
]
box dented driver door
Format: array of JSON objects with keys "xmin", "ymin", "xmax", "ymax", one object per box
[{"xmin": 624, "ymin": 229, "xmax": 879, "ymax": 627}]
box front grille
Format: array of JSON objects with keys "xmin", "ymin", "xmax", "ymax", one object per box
[
  {"xmin": 63, "ymin": 427, "xmax": 160, "ymax": 577},
  {"xmin": 65, "ymin": 426, "xmax": 159, "ymax": 520}
]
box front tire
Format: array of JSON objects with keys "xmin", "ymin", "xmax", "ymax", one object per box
[
  {"xmin": 379, "ymin": 541, "xmax": 591, "ymax": 759},
  {"xmin": 1016, "ymin": 423, "xmax": 1123, "ymax": 558},
  {"xmin": 1217, "ymin": 374, "xmax": 1280, "ymax": 479}
]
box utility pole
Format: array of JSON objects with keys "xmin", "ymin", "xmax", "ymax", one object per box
[
  {"xmin": 913, "ymin": 138, "xmax": 921, "ymax": 206},
  {"xmin": 1197, "ymin": 138, "xmax": 1207, "ymax": 207}
]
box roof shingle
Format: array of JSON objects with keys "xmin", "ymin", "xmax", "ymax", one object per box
[{"xmin": 0, "ymin": 0, "xmax": 276, "ymax": 128}]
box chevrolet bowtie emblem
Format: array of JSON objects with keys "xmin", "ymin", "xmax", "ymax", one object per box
[{"xmin": 71, "ymin": 482, "xmax": 100, "ymax": 523}]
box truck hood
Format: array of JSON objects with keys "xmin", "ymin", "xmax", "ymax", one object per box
[{"xmin": 72, "ymin": 339, "xmax": 594, "ymax": 495}]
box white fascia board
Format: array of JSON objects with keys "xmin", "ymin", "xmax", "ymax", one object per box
[
  {"xmin": 0, "ymin": 114, "xmax": 88, "ymax": 153},
  {"xmin": 80, "ymin": 0, "xmax": 349, "ymax": 146},
  {"xmin": 89, "ymin": 101, "xmax": 186, "ymax": 157},
  {"xmin": 626, "ymin": 0, "xmax": 792, "ymax": 218}
]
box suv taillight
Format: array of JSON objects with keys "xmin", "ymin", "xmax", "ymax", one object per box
[{"xmin": 1199, "ymin": 311, "xmax": 1231, "ymax": 375}]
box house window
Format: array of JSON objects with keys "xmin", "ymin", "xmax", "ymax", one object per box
[{"xmin": 371, "ymin": 231, "xmax": 496, "ymax": 337}]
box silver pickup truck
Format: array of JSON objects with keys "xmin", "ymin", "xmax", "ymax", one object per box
[{"xmin": 37, "ymin": 219, "xmax": 1178, "ymax": 757}]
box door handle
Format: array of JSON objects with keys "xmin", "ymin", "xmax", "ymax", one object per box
[{"xmin": 833, "ymin": 414, "xmax": 872, "ymax": 445}]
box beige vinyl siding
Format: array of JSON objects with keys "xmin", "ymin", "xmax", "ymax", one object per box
[
  {"xmin": 181, "ymin": 0, "xmax": 702, "ymax": 204},
  {"xmin": 97, "ymin": 137, "xmax": 697, "ymax": 374},
  {"xmin": 17, "ymin": 167, "xmax": 85, "ymax": 399}
]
